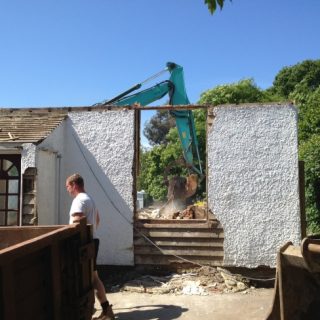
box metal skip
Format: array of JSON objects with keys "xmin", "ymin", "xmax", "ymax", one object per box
[{"xmin": 267, "ymin": 236, "xmax": 320, "ymax": 320}]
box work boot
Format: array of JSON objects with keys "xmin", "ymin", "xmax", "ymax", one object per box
[{"xmin": 92, "ymin": 304, "xmax": 115, "ymax": 320}]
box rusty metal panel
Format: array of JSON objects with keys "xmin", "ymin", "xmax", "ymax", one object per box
[
  {"xmin": 0, "ymin": 219, "xmax": 94, "ymax": 320},
  {"xmin": 267, "ymin": 238, "xmax": 320, "ymax": 320},
  {"xmin": 134, "ymin": 219, "xmax": 224, "ymax": 267}
]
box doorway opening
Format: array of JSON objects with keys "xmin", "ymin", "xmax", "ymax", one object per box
[{"xmin": 135, "ymin": 106, "xmax": 210, "ymax": 221}]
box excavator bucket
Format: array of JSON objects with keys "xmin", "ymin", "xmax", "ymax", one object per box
[
  {"xmin": 159, "ymin": 174, "xmax": 198, "ymax": 218},
  {"xmin": 267, "ymin": 237, "xmax": 320, "ymax": 320}
]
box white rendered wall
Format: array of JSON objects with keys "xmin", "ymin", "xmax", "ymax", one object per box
[
  {"xmin": 36, "ymin": 110, "xmax": 135, "ymax": 265},
  {"xmin": 208, "ymin": 104, "xmax": 301, "ymax": 267},
  {"xmin": 64, "ymin": 110, "xmax": 134, "ymax": 265},
  {"xmin": 64, "ymin": 110, "xmax": 135, "ymax": 265},
  {"xmin": 27, "ymin": 110, "xmax": 134, "ymax": 265}
]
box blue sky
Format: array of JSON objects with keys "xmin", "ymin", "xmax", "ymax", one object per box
[{"xmin": 1, "ymin": 0, "xmax": 319, "ymax": 144}]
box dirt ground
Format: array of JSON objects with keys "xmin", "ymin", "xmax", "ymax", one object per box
[
  {"xmin": 94, "ymin": 288, "xmax": 274, "ymax": 320},
  {"xmin": 94, "ymin": 266, "xmax": 275, "ymax": 319}
]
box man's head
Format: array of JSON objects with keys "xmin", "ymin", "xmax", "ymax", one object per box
[{"xmin": 66, "ymin": 173, "xmax": 84, "ymax": 197}]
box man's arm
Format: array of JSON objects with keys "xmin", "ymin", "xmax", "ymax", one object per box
[{"xmin": 71, "ymin": 212, "xmax": 84, "ymax": 223}]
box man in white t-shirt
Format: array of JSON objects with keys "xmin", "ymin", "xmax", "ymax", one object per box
[{"xmin": 66, "ymin": 173, "xmax": 114, "ymax": 320}]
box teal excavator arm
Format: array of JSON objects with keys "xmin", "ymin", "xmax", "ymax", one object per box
[{"xmin": 101, "ymin": 62, "xmax": 203, "ymax": 176}]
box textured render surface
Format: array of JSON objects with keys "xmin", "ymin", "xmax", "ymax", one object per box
[
  {"xmin": 208, "ymin": 104, "xmax": 300, "ymax": 267},
  {"xmin": 21, "ymin": 143, "xmax": 36, "ymax": 173},
  {"xmin": 67, "ymin": 110, "xmax": 134, "ymax": 210},
  {"xmin": 66, "ymin": 110, "xmax": 135, "ymax": 265}
]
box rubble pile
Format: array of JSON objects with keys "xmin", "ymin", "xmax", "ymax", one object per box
[
  {"xmin": 119, "ymin": 266, "xmax": 251, "ymax": 296},
  {"xmin": 136, "ymin": 203, "xmax": 216, "ymax": 220}
]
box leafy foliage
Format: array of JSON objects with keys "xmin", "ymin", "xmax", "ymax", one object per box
[
  {"xmin": 270, "ymin": 59, "xmax": 320, "ymax": 233},
  {"xmin": 138, "ymin": 142, "xmax": 185, "ymax": 200},
  {"xmin": 298, "ymin": 88, "xmax": 320, "ymax": 142},
  {"xmin": 272, "ymin": 60, "xmax": 320, "ymax": 99},
  {"xmin": 299, "ymin": 135, "xmax": 320, "ymax": 234},
  {"xmin": 198, "ymin": 78, "xmax": 278, "ymax": 105},
  {"xmin": 204, "ymin": 0, "xmax": 231, "ymax": 14}
]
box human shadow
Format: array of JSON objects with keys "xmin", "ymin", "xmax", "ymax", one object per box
[{"xmin": 115, "ymin": 304, "xmax": 188, "ymax": 320}]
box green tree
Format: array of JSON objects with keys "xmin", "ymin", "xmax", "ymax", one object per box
[
  {"xmin": 138, "ymin": 142, "xmax": 185, "ymax": 200},
  {"xmin": 299, "ymin": 135, "xmax": 320, "ymax": 233},
  {"xmin": 198, "ymin": 78, "xmax": 277, "ymax": 105},
  {"xmin": 272, "ymin": 60, "xmax": 320, "ymax": 99},
  {"xmin": 298, "ymin": 88, "xmax": 320, "ymax": 142},
  {"xmin": 138, "ymin": 145, "xmax": 168, "ymax": 200},
  {"xmin": 143, "ymin": 110, "xmax": 175, "ymax": 146},
  {"xmin": 270, "ymin": 59, "xmax": 320, "ymax": 233}
]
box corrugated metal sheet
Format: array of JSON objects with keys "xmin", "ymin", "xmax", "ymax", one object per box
[
  {"xmin": 134, "ymin": 219, "xmax": 224, "ymax": 267},
  {"xmin": 0, "ymin": 109, "xmax": 68, "ymax": 143}
]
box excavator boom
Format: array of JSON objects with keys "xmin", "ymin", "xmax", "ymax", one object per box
[
  {"xmin": 101, "ymin": 62, "xmax": 203, "ymax": 176},
  {"xmin": 97, "ymin": 62, "xmax": 204, "ymax": 217}
]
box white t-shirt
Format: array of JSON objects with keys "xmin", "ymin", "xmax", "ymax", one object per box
[{"xmin": 69, "ymin": 192, "xmax": 98, "ymax": 238}]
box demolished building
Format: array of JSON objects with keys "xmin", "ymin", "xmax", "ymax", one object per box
[{"xmin": 0, "ymin": 103, "xmax": 302, "ymax": 268}]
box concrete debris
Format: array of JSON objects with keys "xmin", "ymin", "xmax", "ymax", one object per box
[
  {"xmin": 119, "ymin": 266, "xmax": 251, "ymax": 295},
  {"xmin": 172, "ymin": 204, "xmax": 210, "ymax": 219},
  {"xmin": 136, "ymin": 203, "xmax": 216, "ymax": 220},
  {"xmin": 182, "ymin": 280, "xmax": 207, "ymax": 295},
  {"xmin": 218, "ymin": 267, "xmax": 251, "ymax": 293}
]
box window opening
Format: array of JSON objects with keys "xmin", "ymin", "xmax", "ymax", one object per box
[{"xmin": 0, "ymin": 155, "xmax": 21, "ymax": 226}]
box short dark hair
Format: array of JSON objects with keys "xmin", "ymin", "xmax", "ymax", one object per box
[{"xmin": 66, "ymin": 173, "xmax": 84, "ymax": 188}]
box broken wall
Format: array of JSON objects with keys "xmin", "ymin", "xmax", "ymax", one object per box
[
  {"xmin": 21, "ymin": 143, "xmax": 36, "ymax": 174},
  {"xmin": 208, "ymin": 104, "xmax": 300, "ymax": 268},
  {"xmin": 16, "ymin": 103, "xmax": 301, "ymax": 268}
]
